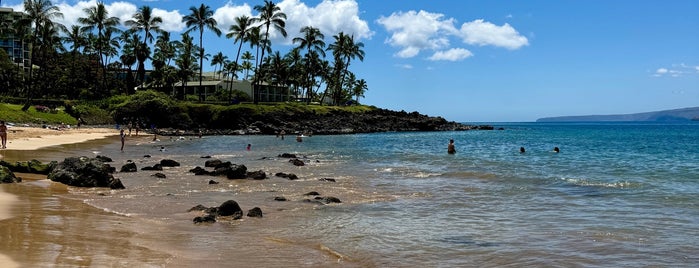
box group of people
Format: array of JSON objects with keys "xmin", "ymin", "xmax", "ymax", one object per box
[{"xmin": 448, "ymin": 139, "xmax": 560, "ymax": 154}]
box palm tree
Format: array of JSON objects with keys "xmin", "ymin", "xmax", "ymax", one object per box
[
  {"xmin": 78, "ymin": 0, "xmax": 120, "ymax": 90},
  {"xmin": 20, "ymin": 0, "xmax": 64, "ymax": 109},
  {"xmin": 175, "ymin": 33, "xmax": 198, "ymax": 100},
  {"xmin": 293, "ymin": 26, "xmax": 325, "ymax": 104},
  {"xmin": 251, "ymin": 0, "xmax": 287, "ymax": 104},
  {"xmin": 328, "ymin": 32, "xmax": 365, "ymax": 105},
  {"xmin": 183, "ymin": 4, "xmax": 221, "ymax": 101},
  {"xmin": 225, "ymin": 15, "xmax": 253, "ymax": 101},
  {"xmin": 240, "ymin": 51, "xmax": 254, "ymax": 80},
  {"xmin": 125, "ymin": 5, "xmax": 163, "ymax": 86},
  {"xmin": 154, "ymin": 31, "xmax": 177, "ymax": 67},
  {"xmin": 211, "ymin": 52, "xmax": 227, "ymax": 80},
  {"xmin": 352, "ymin": 78, "xmax": 367, "ymax": 103}
]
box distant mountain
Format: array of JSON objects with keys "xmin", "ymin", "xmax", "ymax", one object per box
[{"xmin": 537, "ymin": 107, "xmax": 699, "ymax": 122}]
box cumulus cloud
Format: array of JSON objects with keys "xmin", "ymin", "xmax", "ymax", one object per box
[
  {"xmin": 377, "ymin": 10, "xmax": 456, "ymax": 58},
  {"xmin": 152, "ymin": 8, "xmax": 184, "ymax": 32},
  {"xmin": 458, "ymin": 19, "xmax": 528, "ymax": 49},
  {"xmin": 429, "ymin": 48, "xmax": 473, "ymax": 61},
  {"xmin": 395, "ymin": 63, "xmax": 413, "ymax": 69},
  {"xmin": 278, "ymin": 0, "xmax": 373, "ymax": 45},
  {"xmin": 213, "ymin": 2, "xmax": 254, "ymax": 34},
  {"xmin": 377, "ymin": 10, "xmax": 528, "ymax": 61}
]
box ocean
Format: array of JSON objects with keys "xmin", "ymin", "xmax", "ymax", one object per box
[{"xmin": 1, "ymin": 122, "xmax": 698, "ymax": 267}]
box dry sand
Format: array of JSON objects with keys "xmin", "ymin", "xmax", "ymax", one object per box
[
  {"xmin": 0, "ymin": 125, "xmax": 117, "ymax": 267},
  {"xmin": 2, "ymin": 126, "xmax": 118, "ymax": 151}
]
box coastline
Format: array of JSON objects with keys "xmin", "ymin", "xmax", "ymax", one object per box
[{"xmin": 0, "ymin": 126, "xmax": 116, "ymax": 268}]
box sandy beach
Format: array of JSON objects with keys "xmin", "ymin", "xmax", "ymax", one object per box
[
  {"xmin": 0, "ymin": 126, "xmax": 117, "ymax": 268},
  {"xmin": 2, "ymin": 126, "xmax": 118, "ymax": 151}
]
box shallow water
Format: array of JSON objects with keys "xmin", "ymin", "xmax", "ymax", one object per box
[{"xmin": 2, "ymin": 122, "xmax": 699, "ymax": 267}]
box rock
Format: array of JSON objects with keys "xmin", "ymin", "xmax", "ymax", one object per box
[
  {"xmin": 275, "ymin": 172, "xmax": 299, "ymax": 180},
  {"xmin": 278, "ymin": 153, "xmax": 297, "ymax": 158},
  {"xmin": 289, "ymin": 159, "xmax": 305, "ymax": 166},
  {"xmin": 193, "ymin": 214, "xmax": 216, "ymax": 224},
  {"xmin": 224, "ymin": 164, "xmax": 248, "ymax": 180},
  {"xmin": 143, "ymin": 155, "xmax": 151, "ymax": 158},
  {"xmin": 160, "ymin": 159, "xmax": 180, "ymax": 167},
  {"xmin": 319, "ymin": 178, "xmax": 336, "ymax": 182},
  {"xmin": 274, "ymin": 196, "xmax": 287, "ymax": 201},
  {"xmin": 120, "ymin": 162, "xmax": 137, "ymax": 172},
  {"xmin": 189, "ymin": 166, "xmax": 210, "ymax": 175},
  {"xmin": 247, "ymin": 207, "xmax": 263, "ymax": 218},
  {"xmin": 208, "ymin": 180, "xmax": 219, "ymax": 184},
  {"xmin": 0, "ymin": 159, "xmax": 55, "ymax": 175},
  {"xmin": 151, "ymin": 173, "xmax": 166, "ymax": 178},
  {"xmin": 141, "ymin": 164, "xmax": 163, "ymax": 171},
  {"xmin": 0, "ymin": 166, "xmax": 21, "ymax": 183},
  {"xmin": 322, "ymin": 196, "xmax": 342, "ymax": 204},
  {"xmin": 204, "ymin": 159, "xmax": 223, "ymax": 167},
  {"xmin": 247, "ymin": 170, "xmax": 266, "ymax": 180},
  {"xmin": 217, "ymin": 200, "xmax": 243, "ymax": 219},
  {"xmin": 200, "ymin": 155, "xmax": 212, "ymax": 158},
  {"xmin": 304, "ymin": 191, "xmax": 320, "ymax": 196},
  {"xmin": 95, "ymin": 155, "xmax": 113, "ymax": 162},
  {"xmin": 47, "ymin": 156, "xmax": 125, "ymax": 189}
]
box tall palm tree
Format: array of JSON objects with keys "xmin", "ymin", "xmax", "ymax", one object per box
[
  {"xmin": 78, "ymin": 0, "xmax": 120, "ymax": 89},
  {"xmin": 175, "ymin": 33, "xmax": 198, "ymax": 100},
  {"xmin": 154, "ymin": 31, "xmax": 177, "ymax": 67},
  {"xmin": 251, "ymin": 0, "xmax": 287, "ymax": 104},
  {"xmin": 125, "ymin": 5, "xmax": 163, "ymax": 86},
  {"xmin": 328, "ymin": 32, "xmax": 365, "ymax": 105},
  {"xmin": 240, "ymin": 51, "xmax": 255, "ymax": 80},
  {"xmin": 183, "ymin": 4, "xmax": 221, "ymax": 101},
  {"xmin": 20, "ymin": 0, "xmax": 63, "ymax": 108},
  {"xmin": 293, "ymin": 26, "xmax": 325, "ymax": 104},
  {"xmin": 225, "ymin": 15, "xmax": 253, "ymax": 101}
]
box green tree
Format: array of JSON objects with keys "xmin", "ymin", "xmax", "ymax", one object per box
[
  {"xmin": 251, "ymin": 0, "xmax": 287, "ymax": 104},
  {"xmin": 225, "ymin": 15, "xmax": 253, "ymax": 101},
  {"xmin": 328, "ymin": 32, "xmax": 364, "ymax": 105},
  {"xmin": 293, "ymin": 26, "xmax": 325, "ymax": 104},
  {"xmin": 183, "ymin": 4, "xmax": 221, "ymax": 101},
  {"xmin": 211, "ymin": 52, "xmax": 227, "ymax": 80},
  {"xmin": 125, "ymin": 5, "xmax": 163, "ymax": 85},
  {"xmin": 20, "ymin": 0, "xmax": 64, "ymax": 109},
  {"xmin": 78, "ymin": 0, "xmax": 120, "ymax": 91},
  {"xmin": 175, "ymin": 33, "xmax": 198, "ymax": 100}
]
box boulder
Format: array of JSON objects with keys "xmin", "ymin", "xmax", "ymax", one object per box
[
  {"xmin": 275, "ymin": 172, "xmax": 299, "ymax": 180},
  {"xmin": 274, "ymin": 196, "xmax": 287, "ymax": 201},
  {"xmin": 188, "ymin": 204, "xmax": 208, "ymax": 212},
  {"xmin": 151, "ymin": 173, "xmax": 166, "ymax": 179},
  {"xmin": 47, "ymin": 156, "xmax": 125, "ymax": 189},
  {"xmin": 160, "ymin": 159, "xmax": 180, "ymax": 167},
  {"xmin": 204, "ymin": 159, "xmax": 223, "ymax": 167},
  {"xmin": 189, "ymin": 166, "xmax": 210, "ymax": 175},
  {"xmin": 217, "ymin": 200, "xmax": 243, "ymax": 219},
  {"xmin": 0, "ymin": 159, "xmax": 55, "ymax": 175},
  {"xmin": 141, "ymin": 164, "xmax": 163, "ymax": 171},
  {"xmin": 247, "ymin": 207, "xmax": 263, "ymax": 218},
  {"xmin": 208, "ymin": 180, "xmax": 219, "ymax": 184},
  {"xmin": 319, "ymin": 178, "xmax": 336, "ymax": 182},
  {"xmin": 225, "ymin": 164, "xmax": 248, "ymax": 180},
  {"xmin": 247, "ymin": 170, "xmax": 266, "ymax": 180},
  {"xmin": 278, "ymin": 153, "xmax": 297, "ymax": 158},
  {"xmin": 0, "ymin": 166, "xmax": 21, "ymax": 183},
  {"xmin": 304, "ymin": 191, "xmax": 320, "ymax": 196},
  {"xmin": 193, "ymin": 214, "xmax": 216, "ymax": 224},
  {"xmin": 120, "ymin": 162, "xmax": 137, "ymax": 172},
  {"xmin": 289, "ymin": 159, "xmax": 305, "ymax": 166}
]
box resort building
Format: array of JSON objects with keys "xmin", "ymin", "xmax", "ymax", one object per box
[
  {"xmin": 173, "ymin": 73, "xmax": 292, "ymax": 102},
  {"xmin": 0, "ymin": 7, "xmax": 30, "ymax": 78}
]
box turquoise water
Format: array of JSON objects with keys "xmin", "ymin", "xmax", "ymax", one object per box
[{"xmin": 63, "ymin": 122, "xmax": 699, "ymax": 266}]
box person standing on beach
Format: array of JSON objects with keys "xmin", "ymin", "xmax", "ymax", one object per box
[
  {"xmin": 120, "ymin": 129, "xmax": 126, "ymax": 151},
  {"xmin": 0, "ymin": 121, "xmax": 7, "ymax": 149},
  {"xmin": 448, "ymin": 139, "xmax": 456, "ymax": 154}
]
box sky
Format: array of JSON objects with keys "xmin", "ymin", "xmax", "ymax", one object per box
[{"xmin": 2, "ymin": 0, "xmax": 698, "ymax": 122}]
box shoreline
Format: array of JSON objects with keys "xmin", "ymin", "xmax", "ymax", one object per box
[{"xmin": 1, "ymin": 126, "xmax": 118, "ymax": 151}]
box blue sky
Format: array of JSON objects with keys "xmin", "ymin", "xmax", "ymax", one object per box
[{"xmin": 2, "ymin": 0, "xmax": 698, "ymax": 122}]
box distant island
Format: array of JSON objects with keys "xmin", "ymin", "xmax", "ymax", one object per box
[{"xmin": 537, "ymin": 107, "xmax": 699, "ymax": 122}]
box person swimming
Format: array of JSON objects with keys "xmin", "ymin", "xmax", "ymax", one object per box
[
  {"xmin": 520, "ymin": 147, "xmax": 526, "ymax": 153},
  {"xmin": 447, "ymin": 139, "xmax": 456, "ymax": 154},
  {"xmin": 553, "ymin": 147, "xmax": 560, "ymax": 153}
]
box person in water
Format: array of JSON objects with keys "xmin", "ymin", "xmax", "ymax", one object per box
[
  {"xmin": 246, "ymin": 144, "xmax": 251, "ymax": 151},
  {"xmin": 120, "ymin": 129, "xmax": 126, "ymax": 152},
  {"xmin": 553, "ymin": 147, "xmax": 560, "ymax": 153},
  {"xmin": 520, "ymin": 147, "xmax": 526, "ymax": 153},
  {"xmin": 0, "ymin": 121, "xmax": 7, "ymax": 149},
  {"xmin": 448, "ymin": 139, "xmax": 456, "ymax": 154}
]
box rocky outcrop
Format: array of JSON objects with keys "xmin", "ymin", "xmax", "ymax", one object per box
[
  {"xmin": 0, "ymin": 166, "xmax": 21, "ymax": 183},
  {"xmin": 0, "ymin": 159, "xmax": 56, "ymax": 175},
  {"xmin": 47, "ymin": 156, "xmax": 125, "ymax": 189},
  {"xmin": 120, "ymin": 162, "xmax": 137, "ymax": 172},
  {"xmin": 154, "ymin": 108, "xmax": 490, "ymax": 136}
]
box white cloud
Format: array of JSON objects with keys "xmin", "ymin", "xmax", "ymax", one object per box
[
  {"xmin": 279, "ymin": 0, "xmax": 373, "ymax": 45},
  {"xmin": 214, "ymin": 2, "xmax": 254, "ymax": 34},
  {"xmin": 377, "ymin": 10, "xmax": 527, "ymax": 60},
  {"xmin": 458, "ymin": 19, "xmax": 528, "ymax": 49},
  {"xmin": 429, "ymin": 48, "xmax": 473, "ymax": 61},
  {"xmin": 152, "ymin": 8, "xmax": 184, "ymax": 32},
  {"xmin": 377, "ymin": 10, "xmax": 456, "ymax": 58},
  {"xmin": 653, "ymin": 65, "xmax": 699, "ymax": 77}
]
